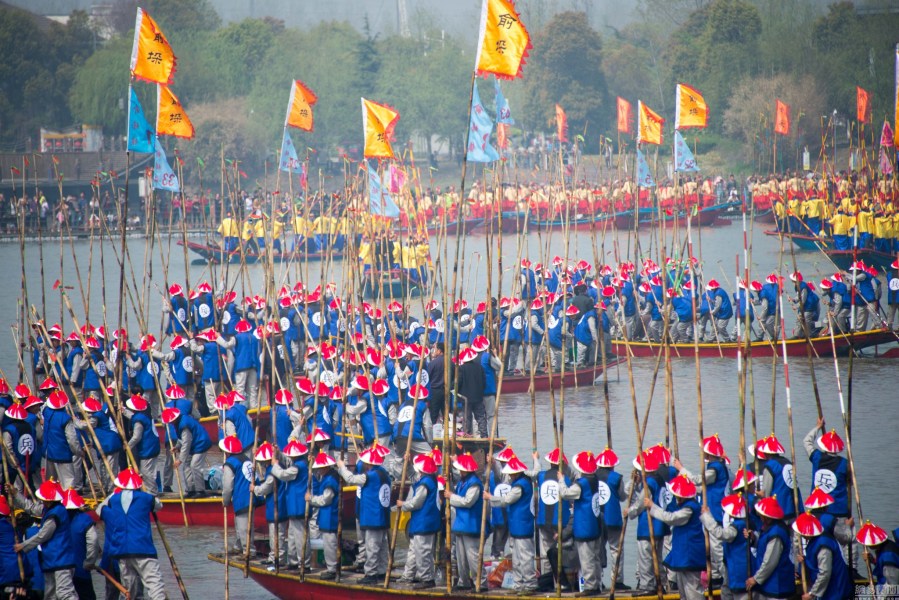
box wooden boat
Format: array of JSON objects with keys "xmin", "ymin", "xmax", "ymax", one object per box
[
  {"xmin": 611, "ymin": 328, "xmax": 895, "ymax": 359},
  {"xmin": 826, "ymin": 248, "xmax": 896, "ymax": 272},
  {"xmin": 753, "ymin": 209, "xmax": 776, "ymax": 224},
  {"xmin": 402, "ymin": 218, "xmax": 484, "ymax": 237},
  {"xmin": 498, "ymin": 360, "xmax": 622, "ymax": 393},
  {"xmin": 209, "ymin": 553, "xmax": 707, "ymax": 600},
  {"xmin": 637, "ymin": 202, "xmax": 739, "ymax": 229},
  {"xmin": 528, "ymin": 211, "xmax": 634, "ymax": 232},
  {"xmin": 763, "ymin": 230, "xmax": 830, "ymax": 251},
  {"xmin": 178, "ymin": 240, "xmax": 345, "ymax": 265},
  {"xmin": 155, "ymin": 406, "xmax": 272, "ymax": 444},
  {"xmin": 359, "ymin": 269, "xmax": 429, "ymax": 299}
]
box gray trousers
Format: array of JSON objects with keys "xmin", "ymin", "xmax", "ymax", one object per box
[
  {"xmin": 464, "ymin": 400, "xmax": 488, "ymax": 438},
  {"xmin": 537, "ymin": 525, "xmax": 554, "ymax": 574},
  {"xmin": 549, "ymin": 346, "xmax": 564, "ymax": 371},
  {"xmin": 509, "ymin": 537, "xmax": 538, "ymax": 591},
  {"xmin": 647, "ymin": 320, "xmax": 663, "ymax": 343},
  {"xmin": 760, "ymin": 315, "xmax": 778, "ymax": 340},
  {"xmin": 887, "ymin": 303, "xmax": 898, "ymax": 329},
  {"xmin": 47, "ymin": 459, "xmax": 83, "ymax": 492},
  {"xmin": 321, "ymin": 531, "xmax": 338, "ymax": 574},
  {"xmin": 454, "ymin": 534, "xmax": 485, "ymax": 588},
  {"xmin": 267, "ymin": 521, "xmax": 288, "ymax": 563},
  {"xmin": 709, "ymin": 532, "xmax": 724, "ymax": 579},
  {"xmin": 234, "ymin": 369, "xmax": 259, "ymax": 408},
  {"xmin": 575, "ymin": 341, "xmax": 594, "ymax": 368},
  {"xmin": 635, "ymin": 538, "xmax": 663, "ymax": 590},
  {"xmin": 363, "ymin": 528, "xmax": 388, "ymax": 576},
  {"xmin": 287, "ymin": 517, "xmax": 310, "ymax": 568},
  {"xmin": 834, "ymin": 308, "xmax": 850, "ymax": 333},
  {"xmin": 491, "ymin": 524, "xmax": 509, "ymax": 557},
  {"xmin": 183, "ymin": 451, "xmax": 206, "ymax": 492},
  {"xmin": 120, "ymin": 557, "xmax": 166, "ymax": 600},
  {"xmin": 575, "ymin": 538, "xmax": 603, "ymax": 592},
  {"xmin": 504, "ymin": 342, "xmax": 522, "ymax": 371},
  {"xmin": 202, "ymin": 380, "xmax": 221, "ymax": 413},
  {"xmin": 674, "ymin": 570, "xmax": 704, "ymax": 600},
  {"xmin": 524, "ymin": 343, "xmax": 545, "ymax": 372},
  {"xmin": 45, "ymin": 568, "xmax": 77, "ymax": 600},
  {"xmin": 605, "ymin": 526, "xmax": 624, "ymax": 584},
  {"xmin": 234, "ymin": 511, "xmax": 253, "ymax": 554},
  {"xmin": 139, "ymin": 456, "xmax": 159, "ymax": 496},
  {"xmin": 403, "ymin": 533, "xmax": 436, "ymax": 582},
  {"xmin": 96, "ymin": 449, "xmax": 119, "ymax": 493}
]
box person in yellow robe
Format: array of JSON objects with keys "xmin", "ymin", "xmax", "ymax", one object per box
[
  {"xmin": 292, "ymin": 209, "xmax": 312, "ymax": 252},
  {"xmin": 217, "ymin": 212, "xmax": 240, "ymax": 251},
  {"xmin": 829, "ymin": 208, "xmax": 852, "ymax": 250}
]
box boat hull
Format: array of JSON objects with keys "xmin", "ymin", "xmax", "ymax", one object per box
[
  {"xmin": 178, "ymin": 240, "xmax": 343, "ymax": 265},
  {"xmin": 612, "ymin": 329, "xmax": 895, "ymax": 359},
  {"xmin": 826, "ymin": 249, "xmax": 896, "ymax": 272},
  {"xmin": 499, "ymin": 361, "xmax": 621, "ymax": 393},
  {"xmin": 763, "ymin": 230, "xmax": 830, "ymax": 251}
]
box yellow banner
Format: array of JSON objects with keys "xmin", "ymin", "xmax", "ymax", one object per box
[
  {"xmin": 286, "ymin": 80, "xmax": 317, "ymax": 131},
  {"xmin": 130, "ymin": 8, "xmax": 177, "ymax": 85},
  {"xmin": 475, "ymin": 0, "xmax": 531, "ymax": 79},
  {"xmin": 637, "ymin": 101, "xmax": 664, "ymax": 145},
  {"xmin": 157, "ymin": 85, "xmax": 194, "ymax": 139},
  {"xmin": 675, "ymin": 83, "xmax": 708, "ymax": 129},
  {"xmin": 362, "ymin": 98, "xmax": 400, "ymax": 159}
]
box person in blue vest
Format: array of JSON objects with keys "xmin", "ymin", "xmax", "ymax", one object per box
[
  {"xmin": 346, "ymin": 375, "xmax": 393, "ymax": 447},
  {"xmin": 824, "ymin": 273, "xmax": 852, "ymax": 334},
  {"xmin": 301, "ymin": 381, "xmax": 335, "ymax": 455},
  {"xmin": 849, "ymin": 263, "xmax": 877, "ymax": 331},
  {"xmin": 217, "ymin": 319, "xmax": 260, "ymax": 409},
  {"xmin": 63, "ymin": 333, "xmax": 85, "ymax": 393},
  {"xmin": 22, "ymin": 514, "xmax": 43, "ymax": 596},
  {"xmin": 557, "ymin": 450, "xmax": 604, "ymax": 597},
  {"xmin": 125, "ymin": 334, "xmax": 163, "ymax": 417},
  {"xmin": 789, "ymin": 272, "xmax": 822, "ymax": 338},
  {"xmin": 857, "ymin": 522, "xmax": 899, "ymax": 586},
  {"xmin": 306, "ymin": 451, "xmax": 340, "ymax": 580},
  {"xmin": 397, "ymin": 453, "xmax": 442, "ymax": 589},
  {"xmin": 191, "ymin": 281, "xmax": 216, "ymax": 334},
  {"xmin": 484, "ymin": 455, "xmax": 538, "ymax": 593},
  {"xmin": 794, "ymin": 512, "xmax": 853, "ymax": 600},
  {"xmin": 701, "ymin": 493, "xmax": 751, "ymax": 600},
  {"xmin": 223, "ymin": 390, "xmax": 256, "ymax": 452},
  {"xmin": 673, "ymin": 433, "xmax": 731, "ymax": 586},
  {"xmin": 61, "ymin": 488, "xmax": 98, "ymax": 599},
  {"xmin": 639, "ymin": 282, "xmax": 664, "ymax": 343},
  {"xmin": 595, "ymin": 447, "xmax": 630, "ymax": 591},
  {"xmin": 189, "ymin": 328, "xmax": 228, "ymax": 415},
  {"xmin": 520, "ymin": 259, "xmax": 539, "ymax": 301},
  {"xmin": 277, "ymin": 295, "xmax": 303, "ymax": 368},
  {"xmin": 76, "ymin": 397, "xmax": 122, "ymax": 494},
  {"xmin": 124, "ymin": 394, "xmax": 161, "ymax": 496},
  {"xmin": 702, "ymin": 279, "xmax": 735, "ymax": 342},
  {"xmin": 336, "ymin": 447, "xmax": 391, "ymax": 584},
  {"xmin": 42, "ymin": 390, "xmax": 83, "ymax": 492},
  {"xmin": 277, "ymin": 439, "xmax": 310, "ymax": 571},
  {"xmin": 804, "ymin": 419, "xmax": 850, "ymax": 520},
  {"xmin": 668, "ymin": 287, "xmax": 695, "ymax": 343},
  {"xmin": 644, "ymin": 474, "xmax": 704, "ymax": 600},
  {"xmin": 746, "ymin": 495, "xmax": 796, "ymax": 600},
  {"xmin": 163, "ymin": 283, "xmax": 190, "ymax": 336},
  {"xmin": 756, "ymin": 274, "xmax": 781, "ymax": 341},
  {"xmin": 886, "ymin": 258, "xmax": 899, "ymax": 329},
  {"xmin": 445, "ymin": 452, "xmax": 487, "ymax": 591},
  {"xmin": 757, "ymin": 434, "xmax": 802, "ymax": 520},
  {"xmin": 96, "ymin": 468, "xmax": 166, "ymax": 599},
  {"xmin": 219, "ymin": 435, "xmax": 256, "ymax": 556},
  {"xmin": 627, "ymin": 450, "xmax": 668, "ymax": 593},
  {"xmin": 160, "ymin": 384, "xmax": 192, "ymax": 494},
  {"xmin": 152, "ymin": 335, "xmax": 196, "ymax": 409},
  {"xmin": 161, "ymin": 407, "xmax": 211, "ymax": 498},
  {"xmin": 73, "ymin": 336, "xmax": 107, "ymax": 403},
  {"xmin": 14, "ymin": 479, "xmax": 76, "ymax": 599},
  {"xmin": 251, "ymin": 441, "xmax": 289, "ymax": 567},
  {"xmin": 472, "ymin": 336, "xmax": 501, "ymax": 435},
  {"xmin": 270, "ymin": 388, "xmax": 301, "ymax": 449},
  {"xmin": 218, "ymin": 290, "xmax": 240, "ymax": 337},
  {"xmin": 524, "ymin": 297, "xmax": 547, "ymax": 374},
  {"xmin": 498, "ymin": 296, "xmax": 525, "ymax": 374},
  {"xmin": 393, "ymin": 384, "xmax": 432, "ymax": 456},
  {"xmin": 2, "ymin": 402, "xmax": 40, "ymax": 492},
  {"xmin": 545, "ymin": 297, "xmax": 569, "ymax": 371},
  {"xmin": 533, "ymin": 447, "xmax": 570, "ymax": 586},
  {"xmin": 732, "ymin": 279, "xmax": 758, "ymax": 340},
  {"xmin": 572, "ymin": 302, "xmax": 599, "ymax": 368},
  {"xmin": 0, "ymin": 494, "xmax": 30, "ymax": 591}
]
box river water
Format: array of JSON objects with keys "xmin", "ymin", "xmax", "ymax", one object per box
[{"xmin": 1, "ymin": 219, "xmax": 896, "ymax": 598}]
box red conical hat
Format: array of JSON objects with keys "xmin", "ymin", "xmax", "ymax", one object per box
[
  {"xmin": 453, "ymin": 453, "xmax": 479, "ymax": 472},
  {"xmin": 732, "ymin": 468, "xmax": 757, "ymax": 490},
  {"xmin": 721, "ymin": 493, "xmax": 748, "ymax": 518},
  {"xmin": 0, "ymin": 496, "xmax": 9, "ymax": 516},
  {"xmin": 856, "ymin": 521, "xmax": 889, "ymax": 546},
  {"xmin": 36, "ymin": 480, "xmax": 64, "ymax": 502},
  {"xmin": 370, "ymin": 442, "xmax": 391, "ymax": 459},
  {"xmin": 359, "ymin": 448, "xmax": 384, "ymax": 466},
  {"xmin": 38, "ymin": 377, "xmax": 58, "ymax": 391},
  {"xmin": 165, "ymin": 384, "xmax": 186, "ymax": 399},
  {"xmin": 115, "ymin": 468, "xmax": 143, "ymax": 490},
  {"xmin": 471, "ymin": 336, "xmax": 490, "ymax": 352},
  {"xmin": 596, "ymin": 447, "xmax": 619, "ymax": 468},
  {"xmin": 213, "ymin": 394, "xmax": 233, "ymax": 411},
  {"xmin": 283, "ymin": 439, "xmax": 308, "ymax": 458},
  {"xmin": 295, "ymin": 377, "xmax": 315, "ymax": 396},
  {"xmin": 274, "ymin": 389, "xmax": 294, "ymax": 405},
  {"xmin": 23, "ymin": 395, "xmax": 43, "ymax": 410},
  {"xmin": 817, "ymin": 430, "xmax": 844, "ymax": 453},
  {"xmin": 126, "ymin": 394, "xmax": 149, "ymax": 412},
  {"xmin": 370, "ymin": 379, "xmax": 390, "ymax": 396},
  {"xmin": 804, "ymin": 487, "xmax": 835, "ymax": 510},
  {"xmin": 544, "ymin": 448, "xmax": 567, "ymax": 465},
  {"xmin": 81, "ymin": 398, "xmax": 103, "ymax": 413},
  {"xmin": 306, "ymin": 428, "xmax": 331, "ymax": 443},
  {"xmin": 218, "ymin": 435, "xmax": 243, "ymax": 454},
  {"xmin": 409, "ymin": 384, "xmax": 429, "ymax": 400},
  {"xmin": 667, "ymin": 474, "xmax": 697, "ymax": 499},
  {"xmin": 47, "ymin": 390, "xmax": 69, "ymax": 409},
  {"xmin": 501, "ymin": 456, "xmax": 528, "ymax": 475},
  {"xmin": 754, "ymin": 495, "xmax": 785, "ymax": 519},
  {"xmin": 495, "ymin": 446, "xmax": 516, "ymax": 462},
  {"xmin": 4, "ymin": 403, "xmax": 26, "ymax": 420},
  {"xmin": 254, "ymin": 442, "xmax": 275, "ymax": 461},
  {"xmin": 14, "ymin": 384, "xmax": 31, "ymax": 399},
  {"xmin": 760, "ymin": 434, "xmax": 785, "ymax": 455},
  {"xmin": 413, "ymin": 454, "xmax": 438, "ymax": 474},
  {"xmin": 702, "ymin": 434, "xmax": 726, "ymax": 458},
  {"xmin": 792, "ymin": 512, "xmax": 823, "ymax": 537},
  {"xmin": 574, "ymin": 451, "xmax": 598, "ymax": 475},
  {"xmin": 312, "ymin": 452, "xmax": 336, "ymax": 469},
  {"xmin": 62, "ymin": 488, "xmax": 85, "ymax": 510},
  {"xmin": 160, "ymin": 408, "xmax": 181, "ymax": 424}
]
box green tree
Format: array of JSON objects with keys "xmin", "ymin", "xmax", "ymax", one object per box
[
  {"xmin": 108, "ymin": 0, "xmax": 220, "ymax": 36},
  {"xmin": 68, "ymin": 37, "xmax": 134, "ymax": 135},
  {"xmin": 521, "ymin": 11, "xmax": 610, "ymax": 150}
]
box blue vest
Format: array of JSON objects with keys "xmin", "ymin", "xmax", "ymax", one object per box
[
  {"xmin": 705, "ymin": 460, "xmax": 730, "ymax": 522},
  {"xmin": 43, "ymin": 407, "xmax": 75, "ymax": 462},
  {"xmin": 489, "ymin": 470, "xmax": 508, "ymax": 528},
  {"xmin": 284, "ymin": 459, "xmax": 309, "ymax": 519},
  {"xmin": 521, "ymin": 268, "xmax": 538, "ymax": 300},
  {"xmin": 547, "ymin": 311, "xmax": 565, "ymax": 349},
  {"xmin": 131, "ymin": 412, "xmax": 160, "ymax": 460},
  {"xmin": 763, "ymin": 456, "xmax": 801, "ymax": 518},
  {"xmin": 802, "ymin": 286, "xmax": 821, "ymax": 316},
  {"xmin": 221, "ymin": 303, "xmax": 239, "ymax": 336},
  {"xmin": 358, "ymin": 466, "xmax": 391, "ymax": 530},
  {"xmin": 723, "ymin": 517, "xmax": 749, "ymax": 591},
  {"xmin": 596, "ymin": 468, "xmax": 623, "ymax": 528},
  {"xmin": 315, "ymin": 472, "xmax": 340, "ymax": 533},
  {"xmin": 0, "ymin": 518, "xmax": 28, "ymax": 585},
  {"xmin": 199, "ymin": 341, "xmax": 223, "ymax": 382},
  {"xmin": 41, "ymin": 503, "xmax": 75, "ymax": 571},
  {"xmin": 753, "ymin": 522, "xmax": 796, "ymax": 598},
  {"xmin": 536, "ymin": 468, "xmax": 571, "ymax": 528},
  {"xmin": 92, "ymin": 408, "xmax": 123, "ymax": 455},
  {"xmin": 637, "ymin": 472, "xmax": 669, "ymax": 539},
  {"xmin": 69, "ymin": 510, "xmax": 95, "ymax": 580},
  {"xmin": 263, "ymin": 465, "xmax": 288, "ymax": 523},
  {"xmin": 664, "ymin": 499, "xmax": 705, "ymax": 571},
  {"xmin": 805, "ymin": 534, "xmax": 853, "ymax": 600},
  {"xmin": 101, "ymin": 491, "xmax": 158, "ymax": 558},
  {"xmin": 858, "ymin": 277, "xmax": 876, "ymax": 302},
  {"xmin": 3, "ymin": 419, "xmax": 40, "ymax": 475},
  {"xmin": 224, "ymin": 455, "xmax": 254, "ymax": 514},
  {"xmin": 331, "ymin": 402, "xmax": 350, "ymax": 452},
  {"xmin": 507, "ymin": 476, "xmax": 534, "ymax": 538},
  {"xmin": 498, "ymin": 310, "xmax": 522, "ymax": 343},
  {"xmin": 472, "ymin": 314, "xmax": 486, "ymax": 339},
  {"xmin": 480, "ymin": 352, "xmax": 497, "ymax": 396},
  {"xmin": 713, "ymin": 288, "xmax": 734, "ymax": 319},
  {"xmin": 407, "ymin": 474, "xmax": 442, "ymax": 536},
  {"xmin": 303, "ymin": 396, "xmax": 334, "ymax": 440},
  {"xmin": 271, "ymin": 404, "xmax": 293, "ymax": 449},
  {"xmin": 167, "ymin": 296, "xmax": 189, "ymax": 334},
  {"xmin": 178, "ymin": 414, "xmax": 212, "ymax": 454},
  {"xmin": 134, "ymin": 350, "xmax": 161, "ymax": 391},
  {"xmin": 233, "ymin": 331, "xmax": 260, "ymax": 372},
  {"xmin": 759, "ymin": 283, "xmax": 779, "ymax": 316},
  {"xmin": 452, "ymin": 473, "xmax": 486, "ymax": 536},
  {"xmin": 394, "ymin": 398, "xmax": 428, "ymax": 442},
  {"xmin": 279, "ymin": 306, "xmax": 302, "ymax": 345},
  {"xmin": 65, "ymin": 346, "xmax": 85, "ymax": 387},
  {"xmin": 734, "ymin": 289, "xmax": 754, "ymax": 322},
  {"xmin": 809, "ymin": 450, "xmax": 849, "ymax": 517},
  {"xmin": 572, "ymin": 475, "xmax": 602, "ymax": 541},
  {"xmin": 169, "ymin": 348, "xmax": 193, "ymax": 386},
  {"xmin": 574, "ymin": 310, "xmax": 597, "ymax": 346},
  {"xmin": 163, "ymin": 399, "xmax": 193, "ymax": 444},
  {"xmin": 81, "ymin": 349, "xmax": 106, "ymax": 392},
  {"xmin": 305, "ymin": 307, "xmax": 322, "ymax": 341},
  {"xmin": 358, "ymin": 394, "xmax": 393, "ymax": 444},
  {"xmin": 875, "ymin": 540, "xmax": 899, "ymax": 586},
  {"xmin": 225, "ymin": 404, "xmax": 256, "ymax": 451},
  {"xmin": 192, "ymin": 293, "xmax": 216, "ymax": 332},
  {"xmin": 672, "ymin": 296, "xmax": 694, "ymax": 322},
  {"xmin": 621, "ymin": 282, "xmax": 637, "ymax": 316},
  {"xmin": 526, "ymin": 311, "xmax": 545, "ymax": 345}
]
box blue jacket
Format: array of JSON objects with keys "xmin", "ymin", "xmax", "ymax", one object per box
[
  {"xmin": 262, "ymin": 465, "xmax": 289, "ymax": 523},
  {"xmin": 480, "ymin": 352, "xmax": 497, "ymax": 396},
  {"xmin": 284, "ymin": 459, "xmax": 309, "ymax": 519},
  {"xmin": 763, "ymin": 456, "xmax": 801, "ymax": 518},
  {"xmin": 452, "ymin": 473, "xmax": 486, "ymax": 536},
  {"xmin": 0, "ymin": 518, "xmax": 28, "ymax": 585},
  {"xmin": 225, "ymin": 404, "xmax": 256, "ymax": 451},
  {"xmin": 198, "ymin": 341, "xmax": 224, "ymax": 382},
  {"xmin": 169, "ymin": 347, "xmax": 193, "ymax": 386},
  {"xmin": 804, "ymin": 533, "xmax": 853, "ymax": 600},
  {"xmin": 723, "ymin": 517, "xmax": 749, "ymax": 591},
  {"xmin": 536, "ymin": 468, "xmax": 570, "ymax": 528},
  {"xmin": 167, "ymin": 296, "xmax": 190, "ymax": 335},
  {"xmin": 407, "ymin": 474, "xmax": 442, "ymax": 536},
  {"xmin": 809, "ymin": 450, "xmax": 849, "ymax": 517},
  {"xmin": 705, "ymin": 459, "xmax": 730, "ymax": 523},
  {"xmin": 3, "ymin": 419, "xmax": 40, "ymax": 476},
  {"xmin": 393, "ymin": 398, "xmax": 428, "ymax": 442},
  {"xmin": 358, "ymin": 466, "xmax": 391, "ymax": 530},
  {"xmin": 69, "ymin": 510, "xmax": 95, "ymax": 580},
  {"xmin": 224, "ymin": 455, "xmax": 255, "ymax": 514},
  {"xmin": 596, "ymin": 468, "xmax": 623, "ymax": 528},
  {"xmin": 637, "ymin": 471, "xmax": 669, "ymax": 539},
  {"xmin": 315, "ymin": 472, "xmax": 341, "ymax": 533},
  {"xmin": 489, "ymin": 470, "xmax": 507, "ymax": 528},
  {"xmin": 192, "ymin": 293, "xmax": 215, "ymax": 332},
  {"xmin": 572, "ymin": 474, "xmax": 602, "ymax": 541},
  {"xmin": 101, "ymin": 491, "xmax": 158, "ymax": 558},
  {"xmin": 42, "ymin": 407, "xmax": 75, "ymax": 462},
  {"xmin": 753, "ymin": 522, "xmax": 796, "ymax": 598},
  {"xmin": 40, "ymin": 503, "xmax": 75, "ymax": 571},
  {"xmin": 663, "ymin": 499, "xmax": 705, "ymax": 571},
  {"xmin": 874, "ymin": 539, "xmax": 899, "ymax": 586},
  {"xmin": 233, "ymin": 330, "xmax": 260, "ymax": 372},
  {"xmin": 177, "ymin": 414, "xmax": 212, "ymax": 455},
  {"xmin": 507, "ymin": 476, "xmax": 534, "ymax": 538}
]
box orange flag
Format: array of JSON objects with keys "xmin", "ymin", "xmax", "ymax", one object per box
[
  {"xmin": 675, "ymin": 83, "xmax": 708, "ymax": 129},
  {"xmin": 555, "ymin": 104, "xmax": 568, "ymax": 143},
  {"xmin": 156, "ymin": 85, "xmax": 194, "ymax": 139},
  {"xmin": 774, "ymin": 99, "xmax": 790, "ymax": 135},
  {"xmin": 129, "ymin": 8, "xmax": 177, "ymax": 85},
  {"xmin": 497, "ymin": 123, "xmax": 510, "ymax": 149},
  {"xmin": 362, "ymin": 98, "xmax": 400, "ymax": 159},
  {"xmin": 856, "ymin": 86, "xmax": 870, "ymax": 124},
  {"xmin": 285, "ymin": 80, "xmax": 317, "ymax": 131},
  {"xmin": 475, "ymin": 0, "xmax": 531, "ymax": 79},
  {"xmin": 637, "ymin": 101, "xmax": 664, "ymax": 145},
  {"xmin": 617, "ymin": 97, "xmax": 633, "ymax": 134}
]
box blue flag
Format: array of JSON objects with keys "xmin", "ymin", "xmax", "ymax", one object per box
[
  {"xmin": 674, "ymin": 130, "xmax": 700, "ymax": 172},
  {"xmin": 153, "ymin": 139, "xmax": 180, "ymax": 192},
  {"xmin": 127, "ymin": 87, "xmax": 154, "ymax": 154},
  {"xmin": 279, "ymin": 129, "xmax": 303, "ymax": 174},
  {"xmin": 467, "ymin": 84, "xmax": 499, "ymax": 163},
  {"xmin": 367, "ymin": 160, "xmax": 400, "ymax": 219},
  {"xmin": 494, "ymin": 77, "xmax": 514, "ymax": 125},
  {"xmin": 636, "ymin": 149, "xmax": 655, "ymax": 188}
]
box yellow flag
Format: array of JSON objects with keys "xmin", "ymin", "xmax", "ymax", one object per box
[
  {"xmin": 129, "ymin": 8, "xmax": 177, "ymax": 85},
  {"xmin": 156, "ymin": 85, "xmax": 194, "ymax": 139},
  {"xmin": 475, "ymin": 0, "xmax": 531, "ymax": 79},
  {"xmin": 285, "ymin": 80, "xmax": 317, "ymax": 131},
  {"xmin": 362, "ymin": 98, "xmax": 400, "ymax": 159},
  {"xmin": 637, "ymin": 101, "xmax": 664, "ymax": 145},
  {"xmin": 675, "ymin": 83, "xmax": 708, "ymax": 129}
]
